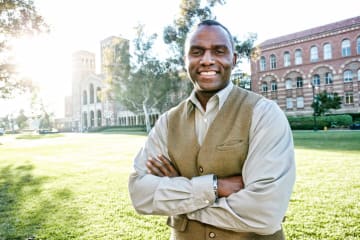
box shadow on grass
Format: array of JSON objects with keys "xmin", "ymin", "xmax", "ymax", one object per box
[{"xmin": 0, "ymin": 164, "xmax": 81, "ymax": 239}]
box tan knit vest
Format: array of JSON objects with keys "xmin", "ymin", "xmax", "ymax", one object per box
[{"xmin": 166, "ymin": 87, "xmax": 284, "ymax": 240}]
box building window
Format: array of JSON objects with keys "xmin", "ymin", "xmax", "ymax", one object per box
[
  {"xmin": 83, "ymin": 90, "xmax": 88, "ymax": 105},
  {"xmin": 341, "ymin": 39, "xmax": 351, "ymax": 57},
  {"xmin": 323, "ymin": 43, "xmax": 332, "ymax": 60},
  {"xmin": 344, "ymin": 70, "xmax": 353, "ymax": 82},
  {"xmin": 312, "ymin": 74, "xmax": 320, "ymax": 86},
  {"xmin": 296, "ymin": 97, "xmax": 304, "ymax": 108},
  {"xmin": 97, "ymin": 110, "xmax": 102, "ymax": 126},
  {"xmin": 96, "ymin": 87, "xmax": 102, "ymax": 102},
  {"xmin": 358, "ymin": 69, "xmax": 360, "ymax": 81},
  {"xmin": 285, "ymin": 79, "xmax": 292, "ymax": 89},
  {"xmin": 295, "ymin": 49, "xmax": 302, "ymax": 65},
  {"xmin": 90, "ymin": 111, "xmax": 95, "ymax": 127},
  {"xmin": 83, "ymin": 112, "xmax": 88, "ymax": 128},
  {"xmin": 260, "ymin": 56, "xmax": 266, "ymax": 71},
  {"xmin": 310, "ymin": 46, "xmax": 318, "ymax": 62},
  {"xmin": 270, "ymin": 54, "xmax": 277, "ymax": 69},
  {"xmin": 325, "ymin": 72, "xmax": 333, "ymax": 84},
  {"xmin": 286, "ymin": 98, "xmax": 293, "ymax": 109},
  {"xmin": 271, "ymin": 81, "xmax": 277, "ymax": 91},
  {"xmin": 284, "ymin": 51, "xmax": 291, "ymax": 67},
  {"xmin": 90, "ymin": 84, "xmax": 95, "ymax": 104},
  {"xmin": 344, "ymin": 92, "xmax": 353, "ymax": 104},
  {"xmin": 296, "ymin": 77, "xmax": 303, "ymax": 88},
  {"xmin": 261, "ymin": 82, "xmax": 268, "ymax": 92},
  {"xmin": 357, "ymin": 37, "xmax": 360, "ymax": 54}
]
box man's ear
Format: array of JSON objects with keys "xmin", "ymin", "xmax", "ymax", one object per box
[{"xmin": 232, "ymin": 53, "xmax": 238, "ymax": 67}]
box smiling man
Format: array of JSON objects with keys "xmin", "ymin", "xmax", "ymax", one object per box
[{"xmin": 128, "ymin": 20, "xmax": 296, "ymax": 240}]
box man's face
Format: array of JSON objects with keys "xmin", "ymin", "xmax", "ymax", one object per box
[{"xmin": 184, "ymin": 25, "xmax": 237, "ymax": 93}]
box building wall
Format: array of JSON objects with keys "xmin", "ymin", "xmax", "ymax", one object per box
[{"xmin": 251, "ymin": 16, "xmax": 360, "ymax": 116}]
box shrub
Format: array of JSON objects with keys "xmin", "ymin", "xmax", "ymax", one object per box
[{"xmin": 287, "ymin": 114, "xmax": 353, "ymax": 130}]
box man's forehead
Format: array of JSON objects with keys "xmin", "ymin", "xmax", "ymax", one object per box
[{"xmin": 188, "ymin": 26, "xmax": 232, "ymax": 46}]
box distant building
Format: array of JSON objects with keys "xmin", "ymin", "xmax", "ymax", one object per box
[
  {"xmin": 65, "ymin": 36, "xmax": 159, "ymax": 132},
  {"xmin": 250, "ymin": 16, "xmax": 360, "ymax": 117}
]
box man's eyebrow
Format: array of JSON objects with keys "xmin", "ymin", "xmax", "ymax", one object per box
[{"xmin": 190, "ymin": 44, "xmax": 228, "ymax": 49}]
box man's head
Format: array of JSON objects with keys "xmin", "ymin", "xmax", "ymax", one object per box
[{"xmin": 184, "ymin": 20, "xmax": 237, "ymax": 94}]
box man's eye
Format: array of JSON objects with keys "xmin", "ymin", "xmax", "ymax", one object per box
[
  {"xmin": 191, "ymin": 49, "xmax": 203, "ymax": 56},
  {"xmin": 215, "ymin": 49, "xmax": 225, "ymax": 54}
]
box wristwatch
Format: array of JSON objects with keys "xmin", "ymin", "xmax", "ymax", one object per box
[{"xmin": 213, "ymin": 174, "xmax": 218, "ymax": 201}]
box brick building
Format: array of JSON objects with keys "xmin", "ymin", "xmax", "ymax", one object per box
[{"xmin": 250, "ymin": 16, "xmax": 360, "ymax": 117}]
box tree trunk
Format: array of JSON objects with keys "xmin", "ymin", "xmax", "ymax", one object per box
[{"xmin": 142, "ymin": 102, "xmax": 151, "ymax": 133}]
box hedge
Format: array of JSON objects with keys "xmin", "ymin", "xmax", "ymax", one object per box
[{"xmin": 287, "ymin": 114, "xmax": 353, "ymax": 130}]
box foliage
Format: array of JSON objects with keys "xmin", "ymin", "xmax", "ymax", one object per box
[
  {"xmin": 0, "ymin": 132, "xmax": 359, "ymax": 239},
  {"xmin": 0, "ymin": 0, "xmax": 48, "ymax": 98},
  {"xmin": 287, "ymin": 114, "xmax": 353, "ymax": 130},
  {"xmin": 15, "ymin": 109, "xmax": 28, "ymax": 129},
  {"xmin": 106, "ymin": 25, "xmax": 181, "ymax": 132},
  {"xmin": 311, "ymin": 90, "xmax": 342, "ymax": 116}
]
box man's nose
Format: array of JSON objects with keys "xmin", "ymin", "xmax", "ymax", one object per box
[{"xmin": 200, "ymin": 50, "xmax": 215, "ymax": 65}]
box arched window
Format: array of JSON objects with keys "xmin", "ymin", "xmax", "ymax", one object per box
[
  {"xmin": 343, "ymin": 70, "xmax": 353, "ymax": 82},
  {"xmin": 284, "ymin": 51, "xmax": 290, "ymax": 67},
  {"xmin": 270, "ymin": 54, "xmax": 277, "ymax": 69},
  {"xmin": 97, "ymin": 110, "xmax": 102, "ymax": 126},
  {"xmin": 342, "ymin": 39, "xmax": 351, "ymax": 57},
  {"xmin": 83, "ymin": 90, "xmax": 88, "ymax": 105},
  {"xmin": 357, "ymin": 37, "xmax": 360, "ymax": 54},
  {"xmin": 312, "ymin": 74, "xmax": 320, "ymax": 86},
  {"xmin": 323, "ymin": 43, "xmax": 332, "ymax": 60},
  {"xmin": 325, "ymin": 72, "xmax": 333, "ymax": 84},
  {"xmin": 96, "ymin": 87, "xmax": 102, "ymax": 102},
  {"xmin": 90, "ymin": 111, "xmax": 95, "ymax": 127},
  {"xmin": 260, "ymin": 56, "xmax": 266, "ymax": 71},
  {"xmin": 310, "ymin": 46, "xmax": 318, "ymax": 62},
  {"xmin": 261, "ymin": 82, "xmax": 268, "ymax": 92},
  {"xmin": 90, "ymin": 84, "xmax": 94, "ymax": 104},
  {"xmin": 295, "ymin": 49, "xmax": 302, "ymax": 65},
  {"xmin": 271, "ymin": 81, "xmax": 277, "ymax": 91},
  {"xmin": 285, "ymin": 79, "xmax": 292, "ymax": 89},
  {"xmin": 83, "ymin": 112, "xmax": 88, "ymax": 128}
]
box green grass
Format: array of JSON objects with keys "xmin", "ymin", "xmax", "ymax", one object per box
[{"xmin": 0, "ymin": 131, "xmax": 359, "ymax": 239}]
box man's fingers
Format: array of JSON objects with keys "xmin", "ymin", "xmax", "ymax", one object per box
[{"xmin": 147, "ymin": 157, "xmax": 169, "ymax": 176}]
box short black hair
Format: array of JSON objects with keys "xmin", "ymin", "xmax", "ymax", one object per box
[{"xmin": 185, "ymin": 19, "xmax": 235, "ymax": 52}]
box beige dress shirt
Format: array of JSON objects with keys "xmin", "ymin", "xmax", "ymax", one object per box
[{"xmin": 128, "ymin": 82, "xmax": 296, "ymax": 235}]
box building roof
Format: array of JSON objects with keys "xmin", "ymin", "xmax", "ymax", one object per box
[{"xmin": 259, "ymin": 16, "xmax": 360, "ymax": 48}]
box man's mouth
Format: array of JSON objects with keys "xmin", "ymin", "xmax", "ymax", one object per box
[{"xmin": 200, "ymin": 71, "xmax": 216, "ymax": 76}]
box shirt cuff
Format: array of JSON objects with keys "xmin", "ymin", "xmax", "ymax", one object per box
[{"xmin": 190, "ymin": 174, "xmax": 215, "ymax": 207}]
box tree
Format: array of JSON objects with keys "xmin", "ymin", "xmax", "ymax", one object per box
[
  {"xmin": 16, "ymin": 109, "xmax": 28, "ymax": 130},
  {"xmin": 0, "ymin": 0, "xmax": 48, "ymax": 98},
  {"xmin": 311, "ymin": 90, "xmax": 342, "ymax": 116},
  {"xmin": 107, "ymin": 24, "xmax": 180, "ymax": 133}
]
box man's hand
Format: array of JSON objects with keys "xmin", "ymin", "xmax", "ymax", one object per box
[
  {"xmin": 217, "ymin": 175, "xmax": 244, "ymax": 198},
  {"xmin": 146, "ymin": 155, "xmax": 179, "ymax": 177}
]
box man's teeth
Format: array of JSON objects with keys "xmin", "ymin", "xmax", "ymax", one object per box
[{"xmin": 200, "ymin": 71, "xmax": 216, "ymax": 75}]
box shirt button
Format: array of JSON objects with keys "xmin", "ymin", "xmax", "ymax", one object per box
[
  {"xmin": 209, "ymin": 232, "xmax": 216, "ymax": 238},
  {"xmin": 199, "ymin": 167, "xmax": 203, "ymax": 173}
]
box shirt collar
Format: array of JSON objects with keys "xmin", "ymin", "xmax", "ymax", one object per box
[{"xmin": 186, "ymin": 82, "xmax": 234, "ymax": 116}]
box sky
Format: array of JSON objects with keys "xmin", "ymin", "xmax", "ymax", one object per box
[{"xmin": 1, "ymin": 0, "xmax": 359, "ymax": 118}]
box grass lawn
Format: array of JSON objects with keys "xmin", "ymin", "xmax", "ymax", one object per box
[{"xmin": 0, "ymin": 131, "xmax": 359, "ymax": 239}]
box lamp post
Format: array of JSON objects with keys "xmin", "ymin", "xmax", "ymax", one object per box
[{"xmin": 310, "ymin": 82, "xmax": 318, "ymax": 131}]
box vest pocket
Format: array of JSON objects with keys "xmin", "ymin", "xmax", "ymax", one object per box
[{"xmin": 216, "ymin": 138, "xmax": 244, "ymax": 151}]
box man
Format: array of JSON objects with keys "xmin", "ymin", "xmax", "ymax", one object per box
[{"xmin": 128, "ymin": 20, "xmax": 295, "ymax": 239}]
